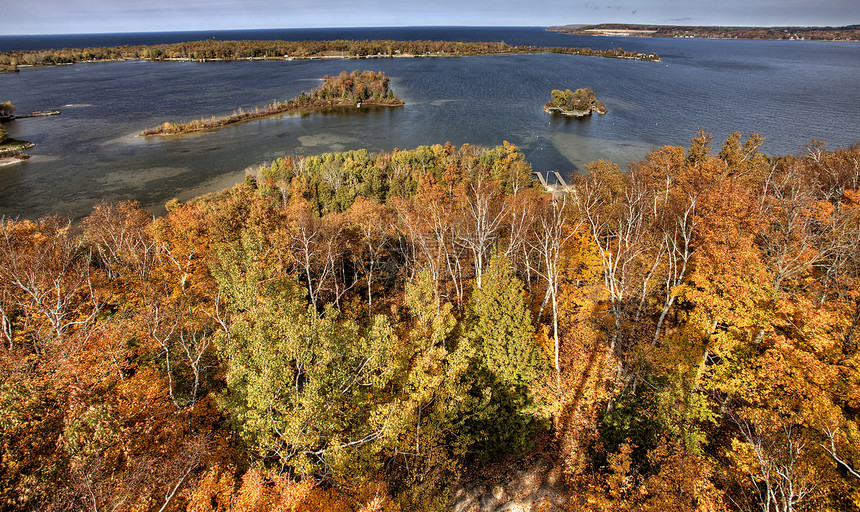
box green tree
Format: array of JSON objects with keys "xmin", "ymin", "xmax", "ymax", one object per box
[
  {"xmin": 550, "ymin": 89, "xmax": 573, "ymax": 109},
  {"xmin": 458, "ymin": 253, "xmax": 549, "ymax": 454},
  {"xmin": 0, "ymin": 101, "xmax": 14, "ymax": 118},
  {"xmin": 212, "ymin": 232, "xmax": 397, "ymax": 479},
  {"xmin": 467, "ymin": 253, "xmax": 545, "ymax": 390}
]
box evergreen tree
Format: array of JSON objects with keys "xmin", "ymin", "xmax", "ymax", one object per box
[
  {"xmin": 211, "ymin": 232, "xmax": 398, "ymax": 478},
  {"xmin": 457, "ymin": 253, "xmax": 549, "ymax": 454},
  {"xmin": 468, "ymin": 253, "xmax": 544, "ymax": 390}
]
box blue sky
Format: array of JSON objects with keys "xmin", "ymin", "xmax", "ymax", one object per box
[{"xmin": 7, "ymin": 0, "xmax": 858, "ymax": 35}]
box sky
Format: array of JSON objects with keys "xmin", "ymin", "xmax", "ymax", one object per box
[{"xmin": 5, "ymin": 0, "xmax": 858, "ymax": 35}]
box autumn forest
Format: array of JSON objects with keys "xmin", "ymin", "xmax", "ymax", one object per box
[{"xmin": 1, "ymin": 132, "xmax": 859, "ymax": 511}]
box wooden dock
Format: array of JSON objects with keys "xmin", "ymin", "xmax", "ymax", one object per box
[{"xmin": 533, "ymin": 171, "xmax": 574, "ymax": 195}]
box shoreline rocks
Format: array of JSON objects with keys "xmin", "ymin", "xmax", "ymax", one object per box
[{"xmin": 544, "ymin": 104, "xmax": 606, "ymax": 117}]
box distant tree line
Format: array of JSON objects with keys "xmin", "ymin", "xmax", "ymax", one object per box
[
  {"xmin": 551, "ymin": 23, "xmax": 860, "ymax": 41},
  {"xmin": 0, "ymin": 38, "xmax": 660, "ymax": 68}
]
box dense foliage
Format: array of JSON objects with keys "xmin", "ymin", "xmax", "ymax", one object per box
[
  {"xmin": 0, "ymin": 102, "xmax": 12, "ymax": 142},
  {"xmin": 141, "ymin": 70, "xmax": 401, "ymax": 136},
  {"xmin": 545, "ymin": 87, "xmax": 606, "ymax": 116},
  {"xmin": 1, "ymin": 135, "xmax": 859, "ymax": 511},
  {"xmin": 0, "ymin": 39, "xmax": 659, "ymax": 68},
  {"xmin": 0, "ymin": 102, "xmax": 33, "ymax": 157},
  {"xmin": 0, "ymin": 102, "xmax": 13, "ymax": 119}
]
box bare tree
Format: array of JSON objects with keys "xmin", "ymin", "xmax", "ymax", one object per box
[
  {"xmin": 732, "ymin": 415, "xmax": 817, "ymax": 512},
  {"xmin": 148, "ymin": 303, "xmax": 213, "ymax": 408},
  {"xmin": 653, "ymin": 194, "xmax": 697, "ymax": 343},
  {"xmin": 288, "ymin": 201, "xmax": 337, "ymax": 310},
  {"xmin": 156, "ymin": 436, "xmax": 207, "ymax": 512},
  {"xmin": 394, "ymin": 194, "xmax": 465, "ymax": 305},
  {"xmin": 528, "ymin": 194, "xmax": 580, "ymax": 377},
  {"xmin": 574, "ymin": 164, "xmax": 660, "ymax": 352},
  {"xmin": 82, "ymin": 201, "xmax": 157, "ymax": 283},
  {"xmin": 0, "ymin": 217, "xmax": 101, "ymax": 349},
  {"xmin": 0, "ymin": 284, "xmax": 16, "ymax": 350},
  {"xmin": 177, "ymin": 329, "xmax": 211, "ymax": 408},
  {"xmin": 821, "ymin": 425, "xmax": 860, "ymax": 480},
  {"xmin": 148, "ymin": 305, "xmax": 181, "ymax": 408},
  {"xmin": 455, "ymin": 179, "xmax": 507, "ymax": 290},
  {"xmin": 758, "ymin": 163, "xmax": 839, "ymax": 293},
  {"xmin": 66, "ymin": 452, "xmax": 152, "ymax": 512}
]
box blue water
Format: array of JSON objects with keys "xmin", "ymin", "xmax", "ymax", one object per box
[
  {"xmin": 0, "ymin": 27, "xmax": 858, "ymax": 219},
  {"xmin": 0, "ymin": 27, "xmax": 651, "ymax": 53}
]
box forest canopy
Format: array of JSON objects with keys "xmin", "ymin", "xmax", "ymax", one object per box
[
  {"xmin": 1, "ymin": 135, "xmax": 859, "ymax": 511},
  {"xmin": 544, "ymin": 87, "xmax": 607, "ymax": 116}
]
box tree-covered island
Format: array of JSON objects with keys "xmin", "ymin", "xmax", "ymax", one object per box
[
  {"xmin": 544, "ymin": 87, "xmax": 606, "ymax": 117},
  {"xmin": 140, "ymin": 70, "xmax": 402, "ymax": 136}
]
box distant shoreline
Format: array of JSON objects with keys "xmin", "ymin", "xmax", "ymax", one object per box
[
  {"xmin": 0, "ymin": 39, "xmax": 660, "ymax": 69},
  {"xmin": 548, "ymin": 23, "xmax": 860, "ymax": 41}
]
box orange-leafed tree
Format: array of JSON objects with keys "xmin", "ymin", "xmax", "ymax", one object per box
[
  {"xmin": 345, "ymin": 196, "xmax": 396, "ymax": 313},
  {"xmin": 0, "ymin": 216, "xmax": 101, "ymax": 351}
]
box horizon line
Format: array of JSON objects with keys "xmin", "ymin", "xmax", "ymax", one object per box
[{"xmin": 3, "ymin": 22, "xmax": 858, "ymax": 37}]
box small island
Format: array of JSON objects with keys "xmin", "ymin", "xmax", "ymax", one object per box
[
  {"xmin": 544, "ymin": 87, "xmax": 606, "ymax": 117},
  {"xmin": 141, "ymin": 70, "xmax": 403, "ymax": 136}
]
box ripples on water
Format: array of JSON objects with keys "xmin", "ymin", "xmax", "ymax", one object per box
[{"xmin": 0, "ymin": 27, "xmax": 858, "ymax": 219}]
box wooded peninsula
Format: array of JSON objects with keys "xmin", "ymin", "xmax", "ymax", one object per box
[
  {"xmin": 0, "ymin": 39, "xmax": 659, "ymax": 69},
  {"xmin": 0, "ymin": 101, "xmax": 34, "ymax": 165},
  {"xmin": 140, "ymin": 70, "xmax": 402, "ymax": 136},
  {"xmin": 549, "ymin": 23, "xmax": 860, "ymax": 41}
]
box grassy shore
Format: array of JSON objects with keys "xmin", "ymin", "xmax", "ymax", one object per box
[
  {"xmin": 0, "ymin": 139, "xmax": 34, "ymax": 166},
  {"xmin": 141, "ymin": 70, "xmax": 403, "ymax": 136},
  {"xmin": 141, "ymin": 98, "xmax": 402, "ymax": 136}
]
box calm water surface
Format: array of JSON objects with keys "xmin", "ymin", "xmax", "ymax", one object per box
[{"xmin": 0, "ymin": 27, "xmax": 858, "ymax": 219}]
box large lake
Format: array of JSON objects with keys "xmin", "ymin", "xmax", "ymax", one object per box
[{"xmin": 0, "ymin": 27, "xmax": 858, "ymax": 219}]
